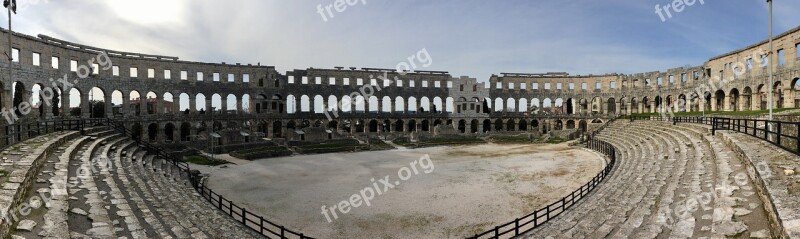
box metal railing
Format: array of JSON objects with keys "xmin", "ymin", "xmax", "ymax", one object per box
[
  {"xmin": 104, "ymin": 118, "xmax": 314, "ymax": 238},
  {"xmin": 467, "ymin": 134, "xmax": 618, "ymax": 238},
  {"xmin": 627, "ymin": 116, "xmax": 800, "ymax": 157}
]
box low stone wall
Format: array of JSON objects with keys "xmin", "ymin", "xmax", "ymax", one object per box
[
  {"xmin": 718, "ymin": 132, "xmax": 788, "ymax": 238},
  {"xmin": 0, "ymin": 131, "xmax": 80, "ymax": 238}
]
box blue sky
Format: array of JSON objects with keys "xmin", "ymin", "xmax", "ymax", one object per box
[{"xmin": 7, "ymin": 0, "xmax": 800, "ymax": 82}]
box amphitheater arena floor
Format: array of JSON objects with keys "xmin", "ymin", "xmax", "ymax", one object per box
[{"xmin": 202, "ymin": 143, "xmax": 604, "ymax": 239}]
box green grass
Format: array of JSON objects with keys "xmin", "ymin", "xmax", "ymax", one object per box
[
  {"xmin": 625, "ymin": 108, "xmax": 795, "ymax": 118},
  {"xmin": 546, "ymin": 138, "xmax": 568, "ymax": 144},
  {"xmin": 183, "ymin": 155, "xmax": 228, "ymax": 166}
]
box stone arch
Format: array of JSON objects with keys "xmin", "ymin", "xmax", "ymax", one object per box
[
  {"xmin": 433, "ymin": 97, "xmax": 443, "ymax": 113},
  {"xmin": 146, "ymin": 92, "xmax": 158, "ymax": 114},
  {"xmin": 566, "ymin": 120, "xmax": 575, "ymax": 129},
  {"xmin": 11, "ymin": 81, "xmax": 26, "ymax": 117},
  {"xmin": 714, "ymin": 90, "xmax": 725, "ymax": 111},
  {"xmin": 180, "ymin": 122, "xmax": 191, "ymax": 141},
  {"xmin": 483, "ymin": 119, "xmax": 491, "ymax": 132},
  {"xmin": 507, "ymin": 98, "xmax": 516, "ymax": 112},
  {"xmin": 69, "ymin": 87, "xmax": 82, "ymax": 116},
  {"xmin": 88, "ymin": 87, "xmax": 106, "ymax": 118},
  {"xmin": 368, "ymin": 96, "xmax": 379, "ymax": 112},
  {"xmin": 457, "ymin": 120, "xmax": 466, "ymax": 133},
  {"xmin": 314, "ymin": 95, "xmax": 324, "ymax": 113},
  {"xmin": 164, "ymin": 123, "xmax": 176, "ymax": 142},
  {"xmin": 300, "ymin": 95, "xmax": 310, "ymax": 112},
  {"xmin": 341, "ymin": 95, "xmax": 352, "ymax": 112},
  {"xmin": 163, "ymin": 92, "xmax": 174, "ymax": 114},
  {"xmin": 743, "ymin": 87, "xmax": 753, "ymax": 111},
  {"xmin": 420, "ymin": 97, "xmax": 431, "ymax": 112},
  {"xmin": 494, "ymin": 119, "xmax": 504, "ymax": 131},
  {"xmin": 394, "ymin": 96, "xmax": 405, "ymax": 112},
  {"xmin": 729, "ymin": 88, "xmax": 740, "ymax": 111},
  {"xmin": 445, "ymin": 97, "xmax": 454, "ymax": 113},
  {"xmin": 195, "ymin": 93, "xmax": 206, "ymax": 114},
  {"xmin": 471, "ymin": 119, "xmax": 479, "ymax": 133},
  {"xmin": 506, "ymin": 119, "xmax": 515, "ymax": 131},
  {"xmin": 494, "ymin": 98, "xmax": 504, "ymax": 112},
  {"xmin": 211, "ymin": 93, "xmax": 222, "ymax": 112},
  {"xmin": 327, "ymin": 95, "xmax": 338, "ymax": 112},
  {"xmin": 421, "ymin": 120, "xmax": 430, "ymax": 131},
  {"xmin": 382, "ymin": 96, "xmax": 392, "ymax": 112},
  {"xmin": 148, "ymin": 123, "xmax": 158, "ymax": 142},
  {"xmin": 408, "ymin": 97, "xmax": 418, "ymax": 112}
]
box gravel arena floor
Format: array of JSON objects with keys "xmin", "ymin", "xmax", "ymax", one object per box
[{"xmin": 204, "ymin": 142, "xmax": 604, "ymax": 239}]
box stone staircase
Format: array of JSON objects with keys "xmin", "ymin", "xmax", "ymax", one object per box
[
  {"xmin": 522, "ymin": 120, "xmax": 774, "ymax": 238},
  {"xmin": 6, "ymin": 129, "xmax": 261, "ymax": 239}
]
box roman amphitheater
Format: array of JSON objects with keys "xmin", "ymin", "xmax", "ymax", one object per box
[{"xmin": 0, "ymin": 21, "xmax": 799, "ymax": 239}]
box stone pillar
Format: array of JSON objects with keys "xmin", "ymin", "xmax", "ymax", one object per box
[
  {"xmin": 236, "ymin": 96, "xmax": 243, "ymax": 114},
  {"xmin": 221, "ymin": 98, "xmax": 228, "ymax": 114},
  {"xmin": 615, "ymin": 102, "xmax": 621, "ymax": 115},
  {"xmin": 81, "ymin": 94, "xmax": 91, "ymax": 118},
  {"xmin": 139, "ymin": 95, "xmax": 147, "ymax": 116},
  {"xmin": 121, "ymin": 94, "xmax": 129, "ymax": 117},
  {"xmin": 172, "ymin": 91, "xmax": 181, "ymax": 115},
  {"xmin": 104, "ymin": 94, "xmax": 113, "ymax": 118},
  {"xmin": 188, "ymin": 96, "xmax": 196, "ymax": 114},
  {"xmin": 205, "ymin": 98, "xmax": 212, "ymax": 114}
]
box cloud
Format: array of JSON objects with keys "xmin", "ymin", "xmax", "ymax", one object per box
[{"xmin": 1, "ymin": 0, "xmax": 797, "ymax": 84}]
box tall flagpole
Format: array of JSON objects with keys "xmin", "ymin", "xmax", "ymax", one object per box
[
  {"xmin": 6, "ymin": 3, "xmax": 11, "ymax": 116},
  {"xmin": 767, "ymin": 0, "xmax": 774, "ymax": 120}
]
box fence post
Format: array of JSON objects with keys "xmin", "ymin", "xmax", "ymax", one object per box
[
  {"xmin": 777, "ymin": 122, "xmax": 782, "ymax": 146},
  {"xmin": 242, "ymin": 207, "xmax": 247, "ymax": 224},
  {"xmin": 711, "ymin": 118, "xmax": 716, "ymax": 136},
  {"xmin": 515, "ymin": 218, "xmax": 520, "ymax": 236}
]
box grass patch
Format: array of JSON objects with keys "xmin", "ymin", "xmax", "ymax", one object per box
[
  {"xmin": 182, "ymin": 155, "xmax": 228, "ymax": 166},
  {"xmin": 230, "ymin": 146, "xmax": 293, "ymax": 160}
]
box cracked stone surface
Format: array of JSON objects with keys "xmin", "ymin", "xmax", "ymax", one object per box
[{"xmin": 521, "ymin": 121, "xmax": 774, "ymax": 239}]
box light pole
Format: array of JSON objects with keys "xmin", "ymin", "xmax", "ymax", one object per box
[
  {"xmin": 767, "ymin": 0, "xmax": 774, "ymax": 120},
  {"xmin": 5, "ymin": 0, "xmax": 15, "ymax": 110}
]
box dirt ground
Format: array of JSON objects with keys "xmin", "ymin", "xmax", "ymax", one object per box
[{"xmin": 205, "ymin": 143, "xmax": 604, "ymax": 239}]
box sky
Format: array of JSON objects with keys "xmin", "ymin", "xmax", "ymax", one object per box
[
  {"xmin": 6, "ymin": 0, "xmax": 800, "ymax": 82},
  {"xmin": 9, "ymin": 0, "xmax": 800, "ymax": 110}
]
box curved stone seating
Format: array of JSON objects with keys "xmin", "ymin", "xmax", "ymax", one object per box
[
  {"xmin": 522, "ymin": 120, "xmax": 774, "ymax": 238},
  {"xmin": 3, "ymin": 131, "xmax": 260, "ymax": 238}
]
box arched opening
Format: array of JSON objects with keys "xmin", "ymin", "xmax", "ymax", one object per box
[
  {"xmin": 163, "ymin": 92, "xmax": 174, "ymax": 114},
  {"xmin": 192, "ymin": 93, "xmax": 205, "ymax": 114},
  {"xmin": 180, "ymin": 122, "xmax": 191, "ymax": 141},
  {"xmin": 566, "ymin": 120, "xmax": 575, "ymax": 129},
  {"xmin": 131, "ymin": 123, "xmax": 142, "ymax": 141},
  {"xmin": 407, "ymin": 120, "xmax": 417, "ymax": 132},
  {"xmin": 273, "ymin": 121, "xmax": 283, "ymax": 138},
  {"xmin": 566, "ymin": 98, "xmax": 574, "ymax": 114},
  {"xmin": 483, "ymin": 119, "xmax": 491, "ymax": 133},
  {"xmin": 394, "ymin": 120, "xmax": 404, "ymax": 132},
  {"xmin": 506, "ymin": 119, "xmax": 515, "ymax": 131},
  {"xmin": 519, "ymin": 120, "xmax": 528, "ymax": 131},
  {"xmin": 146, "ymin": 92, "xmax": 157, "ymax": 114},
  {"xmin": 715, "ymin": 90, "xmax": 725, "ymax": 111},
  {"xmin": 69, "ymin": 88, "xmax": 82, "ymax": 116},
  {"xmin": 164, "ymin": 123, "xmax": 175, "ymax": 142},
  {"xmin": 112, "ymin": 90, "xmax": 124, "ymax": 116},
  {"xmin": 421, "ymin": 120, "xmax": 430, "ymax": 132},
  {"xmin": 458, "ymin": 120, "xmax": 466, "ymax": 133},
  {"xmin": 579, "ymin": 120, "xmax": 587, "ymax": 132},
  {"xmin": 88, "ymin": 87, "xmax": 106, "ymax": 118},
  {"xmin": 607, "ymin": 98, "xmax": 616, "ymax": 114},
  {"xmin": 11, "ymin": 81, "xmax": 26, "ymax": 117},
  {"xmin": 369, "ymin": 120, "xmax": 379, "ymax": 132},
  {"xmin": 494, "ymin": 119, "xmax": 503, "ymax": 131},
  {"xmin": 470, "ymin": 119, "xmax": 479, "ymax": 133},
  {"xmin": 729, "ymin": 88, "xmax": 740, "ymax": 111},
  {"xmin": 148, "ymin": 123, "xmax": 158, "ymax": 142}
]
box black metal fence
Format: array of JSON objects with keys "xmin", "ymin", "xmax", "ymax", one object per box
[
  {"xmin": 626, "ymin": 116, "xmax": 800, "ymax": 157},
  {"xmin": 466, "ymin": 138, "xmax": 618, "ymax": 239}
]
